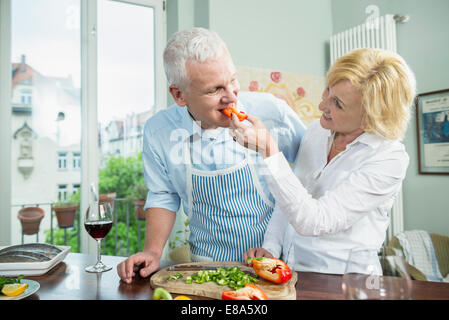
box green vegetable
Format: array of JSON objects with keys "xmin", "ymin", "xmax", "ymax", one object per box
[
  {"xmin": 167, "ymin": 272, "xmax": 183, "ymax": 281},
  {"xmin": 153, "ymin": 287, "xmax": 173, "ymax": 300},
  {"xmin": 0, "ymin": 275, "xmax": 24, "ymax": 292},
  {"xmin": 185, "ymin": 267, "xmax": 258, "ymax": 290},
  {"xmin": 246, "ymin": 257, "xmax": 267, "ymax": 265}
]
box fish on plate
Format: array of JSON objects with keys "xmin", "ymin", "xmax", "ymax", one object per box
[{"xmin": 0, "ymin": 243, "xmax": 62, "ymax": 263}]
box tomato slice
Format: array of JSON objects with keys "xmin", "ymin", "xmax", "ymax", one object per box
[{"xmin": 222, "ymin": 283, "xmax": 269, "ymax": 300}]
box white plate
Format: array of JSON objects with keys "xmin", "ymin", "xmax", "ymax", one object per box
[
  {"xmin": 0, "ymin": 279, "xmax": 40, "ymax": 300},
  {"xmin": 0, "ymin": 245, "xmax": 71, "ymax": 276}
]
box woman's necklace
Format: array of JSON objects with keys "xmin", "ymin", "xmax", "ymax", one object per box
[
  {"xmin": 327, "ymin": 135, "xmax": 345, "ymax": 164},
  {"xmin": 332, "ymin": 137, "xmax": 345, "ymax": 154}
]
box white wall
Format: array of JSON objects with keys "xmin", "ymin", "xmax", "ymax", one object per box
[{"xmin": 209, "ymin": 0, "xmax": 333, "ymax": 77}]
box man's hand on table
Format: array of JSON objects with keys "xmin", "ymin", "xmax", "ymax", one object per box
[{"xmin": 117, "ymin": 251, "xmax": 160, "ymax": 284}]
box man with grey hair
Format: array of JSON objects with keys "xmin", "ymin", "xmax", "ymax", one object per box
[{"xmin": 117, "ymin": 27, "xmax": 305, "ymax": 284}]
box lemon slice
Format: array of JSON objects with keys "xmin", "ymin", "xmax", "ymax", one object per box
[
  {"xmin": 174, "ymin": 295, "xmax": 192, "ymax": 300},
  {"xmin": 1, "ymin": 283, "xmax": 28, "ymax": 297}
]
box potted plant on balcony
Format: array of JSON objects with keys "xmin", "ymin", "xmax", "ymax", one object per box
[
  {"xmin": 52, "ymin": 201, "xmax": 79, "ymax": 228},
  {"xmin": 130, "ymin": 183, "xmax": 148, "ymax": 220},
  {"xmin": 168, "ymin": 216, "xmax": 190, "ymax": 263},
  {"xmin": 17, "ymin": 206, "xmax": 45, "ymax": 235}
]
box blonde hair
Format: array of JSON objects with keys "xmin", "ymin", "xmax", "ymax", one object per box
[{"xmin": 326, "ymin": 48, "xmax": 416, "ymax": 140}]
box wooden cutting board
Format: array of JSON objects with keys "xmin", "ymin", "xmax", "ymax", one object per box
[{"xmin": 150, "ymin": 261, "xmax": 297, "ymax": 300}]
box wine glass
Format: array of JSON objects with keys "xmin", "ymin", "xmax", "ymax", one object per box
[
  {"xmin": 84, "ymin": 201, "xmax": 113, "ymax": 273},
  {"xmin": 342, "ymin": 247, "xmax": 412, "ymax": 300}
]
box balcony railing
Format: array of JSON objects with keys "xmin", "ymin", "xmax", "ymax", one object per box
[{"xmin": 12, "ymin": 198, "xmax": 145, "ymax": 257}]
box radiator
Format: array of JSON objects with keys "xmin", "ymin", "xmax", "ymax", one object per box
[
  {"xmin": 330, "ymin": 14, "xmax": 397, "ymax": 65},
  {"xmin": 329, "ymin": 14, "xmax": 405, "ymax": 244}
]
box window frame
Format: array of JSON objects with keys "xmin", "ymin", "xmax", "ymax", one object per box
[{"xmin": 0, "ymin": 0, "xmax": 12, "ymax": 246}]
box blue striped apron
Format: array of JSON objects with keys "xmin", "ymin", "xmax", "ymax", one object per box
[{"xmin": 183, "ymin": 137, "xmax": 274, "ymax": 262}]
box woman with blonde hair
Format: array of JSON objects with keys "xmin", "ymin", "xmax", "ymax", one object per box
[{"xmin": 230, "ymin": 48, "xmax": 416, "ymax": 274}]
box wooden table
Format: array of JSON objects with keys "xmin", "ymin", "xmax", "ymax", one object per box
[{"xmin": 23, "ymin": 253, "xmax": 449, "ymax": 300}]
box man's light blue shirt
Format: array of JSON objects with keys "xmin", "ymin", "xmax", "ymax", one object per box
[{"xmin": 142, "ymin": 91, "xmax": 306, "ymax": 214}]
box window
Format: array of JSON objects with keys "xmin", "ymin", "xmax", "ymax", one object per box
[
  {"xmin": 72, "ymin": 184, "xmax": 80, "ymax": 195},
  {"xmin": 1, "ymin": 0, "xmax": 166, "ymax": 249},
  {"xmin": 20, "ymin": 89, "xmax": 32, "ymax": 105},
  {"xmin": 98, "ymin": 0, "xmax": 161, "ymax": 163},
  {"xmin": 58, "ymin": 152, "xmax": 68, "ymax": 170},
  {"xmin": 58, "ymin": 184, "xmax": 68, "ymax": 201},
  {"xmin": 72, "ymin": 152, "xmax": 81, "ymax": 169}
]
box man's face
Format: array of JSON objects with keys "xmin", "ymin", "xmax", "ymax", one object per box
[{"xmin": 170, "ymin": 48, "xmax": 240, "ymax": 129}]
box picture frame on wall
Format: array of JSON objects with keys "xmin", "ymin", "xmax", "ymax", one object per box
[{"xmin": 415, "ymin": 89, "xmax": 449, "ymax": 174}]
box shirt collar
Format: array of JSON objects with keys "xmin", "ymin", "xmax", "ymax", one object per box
[
  {"xmin": 356, "ymin": 131, "xmax": 385, "ymax": 149},
  {"xmin": 326, "ymin": 129, "xmax": 385, "ymax": 149}
]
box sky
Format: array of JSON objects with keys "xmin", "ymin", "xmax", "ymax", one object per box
[{"xmin": 12, "ymin": 0, "xmax": 155, "ymax": 145}]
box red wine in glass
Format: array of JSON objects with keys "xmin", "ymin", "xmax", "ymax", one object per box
[
  {"xmin": 84, "ymin": 221, "xmax": 113, "ymax": 239},
  {"xmin": 84, "ymin": 199, "xmax": 113, "ymax": 273}
]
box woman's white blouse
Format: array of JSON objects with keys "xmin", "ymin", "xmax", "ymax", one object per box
[{"xmin": 262, "ymin": 119, "xmax": 409, "ymax": 274}]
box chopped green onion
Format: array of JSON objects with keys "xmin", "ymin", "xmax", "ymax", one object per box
[
  {"xmin": 167, "ymin": 272, "xmax": 183, "ymax": 281},
  {"xmin": 184, "ymin": 267, "xmax": 258, "ymax": 290}
]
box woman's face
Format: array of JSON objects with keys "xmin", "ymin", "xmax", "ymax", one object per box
[{"xmin": 319, "ymin": 80, "xmax": 365, "ymax": 136}]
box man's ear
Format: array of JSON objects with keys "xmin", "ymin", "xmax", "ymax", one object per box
[{"xmin": 169, "ymin": 85, "xmax": 187, "ymax": 107}]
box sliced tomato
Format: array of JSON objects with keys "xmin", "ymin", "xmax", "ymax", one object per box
[
  {"xmin": 221, "ymin": 105, "xmax": 248, "ymax": 121},
  {"xmin": 222, "ymin": 283, "xmax": 269, "ymax": 300},
  {"xmin": 248, "ymin": 257, "xmax": 292, "ymax": 284}
]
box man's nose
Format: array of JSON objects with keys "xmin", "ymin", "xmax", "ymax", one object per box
[{"xmin": 222, "ymin": 83, "xmax": 239, "ymax": 104}]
